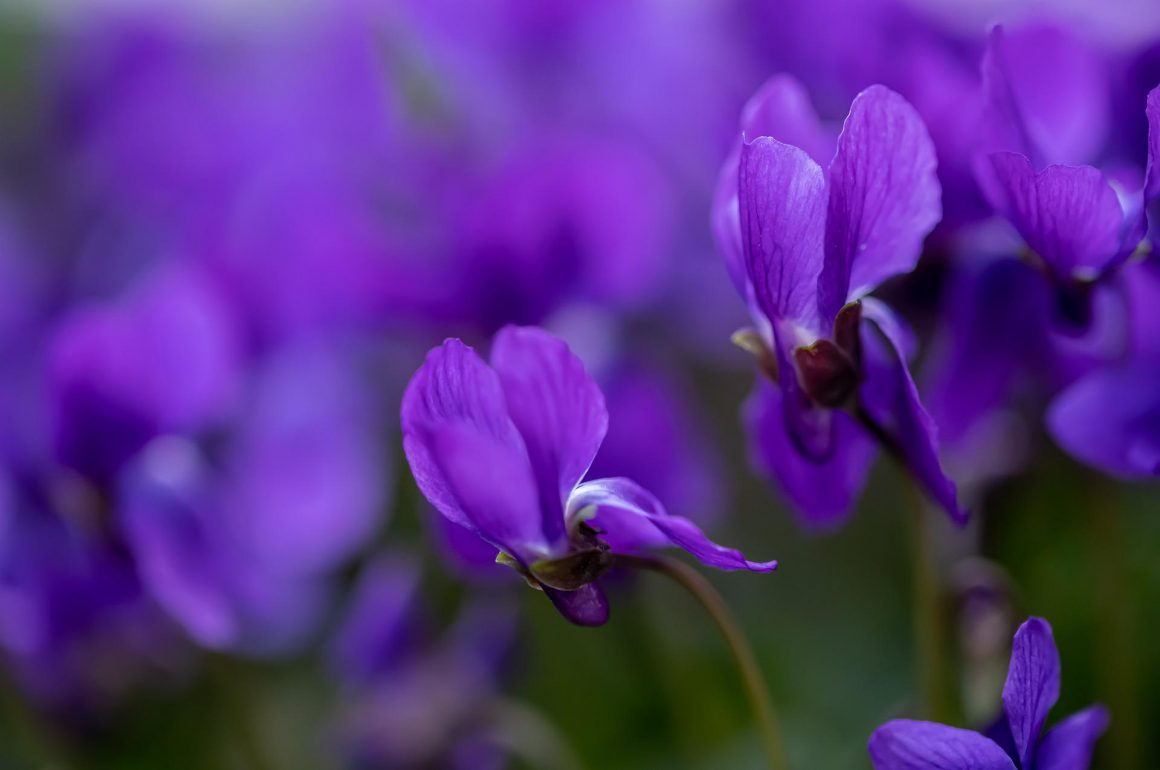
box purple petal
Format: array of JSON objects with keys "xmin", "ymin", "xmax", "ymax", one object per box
[
  {"xmin": 421, "ymin": 424, "xmax": 549, "ymax": 564},
  {"xmin": 738, "ymin": 135, "xmax": 827, "ymax": 333},
  {"xmin": 1002, "ymin": 617, "xmax": 1061, "ymax": 768},
  {"xmin": 1047, "ymin": 361, "xmax": 1160, "ymax": 478},
  {"xmin": 568, "ymin": 478, "xmax": 776, "ymax": 572},
  {"xmin": 543, "ymin": 582, "xmax": 609, "ymax": 627},
  {"xmin": 489, "ymin": 326, "xmax": 607, "ymax": 547},
  {"xmin": 979, "ymin": 25, "xmax": 1109, "ymax": 168},
  {"xmin": 1145, "ymin": 86, "xmax": 1160, "ymax": 238},
  {"xmin": 712, "ymin": 151, "xmax": 748, "ymax": 298},
  {"xmin": 224, "ymin": 344, "xmax": 384, "ymax": 574},
  {"xmin": 862, "ymin": 315, "xmax": 966, "ymax": 525},
  {"xmin": 986, "ymin": 153, "xmax": 1125, "ymax": 280},
  {"xmin": 821, "ymin": 85, "xmax": 941, "ymax": 321},
  {"xmin": 743, "ymin": 380, "xmax": 875, "ymax": 530},
  {"xmin": 868, "ymin": 720, "xmax": 1017, "ymax": 770},
  {"xmin": 740, "ymin": 74, "xmax": 834, "ymax": 168},
  {"xmin": 49, "ymin": 265, "xmax": 240, "ymax": 477},
  {"xmin": 1035, "ymin": 705, "xmax": 1110, "ymax": 770},
  {"xmin": 923, "ymin": 257, "xmax": 1050, "ymax": 452},
  {"xmin": 400, "ymin": 339, "xmax": 538, "ymax": 544}
]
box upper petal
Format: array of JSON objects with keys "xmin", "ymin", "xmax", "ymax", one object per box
[
  {"xmin": 861, "ymin": 313, "xmax": 967, "ymax": 525},
  {"xmin": 743, "ymin": 379, "xmax": 875, "ymax": 530},
  {"xmin": 868, "ymin": 720, "xmax": 1017, "ymax": 770},
  {"xmin": 420, "ymin": 424, "xmax": 548, "ymax": 563},
  {"xmin": 401, "ymin": 339, "xmax": 544, "ymax": 553},
  {"xmin": 1047, "ymin": 361, "xmax": 1160, "ymax": 479},
  {"xmin": 490, "ymin": 326, "xmax": 607, "ymax": 547},
  {"xmin": 821, "ymin": 85, "xmax": 941, "ymax": 321},
  {"xmin": 716, "ymin": 75, "xmax": 835, "ymax": 301},
  {"xmin": 979, "ymin": 25, "xmax": 1109, "ymax": 169},
  {"xmin": 986, "ymin": 153, "xmax": 1126, "ymax": 280},
  {"xmin": 1035, "ymin": 705, "xmax": 1110, "ymax": 770},
  {"xmin": 740, "ymin": 74, "xmax": 835, "ymax": 168},
  {"xmin": 1002, "ymin": 616, "xmax": 1061, "ymax": 768},
  {"xmin": 568, "ymin": 478, "xmax": 776, "ymax": 572},
  {"xmin": 738, "ymin": 136, "xmax": 828, "ymax": 333}
]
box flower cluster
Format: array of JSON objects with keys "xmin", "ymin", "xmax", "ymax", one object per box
[{"xmin": 0, "ymin": 0, "xmax": 1155, "ymax": 767}]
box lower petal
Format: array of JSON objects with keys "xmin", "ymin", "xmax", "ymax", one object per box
[
  {"xmin": 1035, "ymin": 705, "xmax": 1110, "ymax": 770},
  {"xmin": 868, "ymin": 720, "xmax": 1017, "ymax": 770},
  {"xmin": 1047, "ymin": 361, "xmax": 1160, "ymax": 479},
  {"xmin": 568, "ymin": 478, "xmax": 776, "ymax": 572},
  {"xmin": 862, "ymin": 315, "xmax": 967, "ymax": 525},
  {"xmin": 743, "ymin": 380, "xmax": 875, "ymax": 530}
]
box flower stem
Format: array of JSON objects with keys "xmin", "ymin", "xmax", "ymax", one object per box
[
  {"xmin": 906, "ymin": 484, "xmax": 948, "ymax": 722},
  {"xmin": 615, "ymin": 554, "xmax": 789, "ymax": 770}
]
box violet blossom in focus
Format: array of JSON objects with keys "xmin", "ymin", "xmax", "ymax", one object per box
[
  {"xmin": 870, "ymin": 617, "xmax": 1108, "ymax": 770},
  {"xmin": 400, "ymin": 326, "xmax": 774, "ymax": 626},
  {"xmin": 714, "ymin": 76, "xmax": 964, "ymax": 528}
]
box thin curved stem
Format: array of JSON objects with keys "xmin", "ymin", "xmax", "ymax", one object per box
[
  {"xmin": 905, "ymin": 484, "xmax": 948, "ymax": 722},
  {"xmin": 615, "ymin": 554, "xmax": 789, "ymax": 770}
]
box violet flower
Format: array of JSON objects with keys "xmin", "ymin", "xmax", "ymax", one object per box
[
  {"xmin": 400, "ymin": 326, "xmax": 775, "ymax": 626},
  {"xmin": 869, "ymin": 617, "xmax": 1109, "ymax": 770},
  {"xmin": 713, "ymin": 76, "xmax": 964, "ymax": 528},
  {"xmin": 977, "ymin": 26, "xmax": 1155, "ymax": 332}
]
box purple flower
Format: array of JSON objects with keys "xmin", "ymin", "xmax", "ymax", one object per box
[
  {"xmin": 977, "ymin": 26, "xmax": 1156, "ymax": 331},
  {"xmin": 713, "ymin": 76, "xmax": 964, "ymax": 527},
  {"xmin": 869, "ymin": 617, "xmax": 1109, "ymax": 770},
  {"xmin": 400, "ymin": 326, "xmax": 774, "ymax": 626}
]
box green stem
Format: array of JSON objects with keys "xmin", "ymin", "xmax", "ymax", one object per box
[
  {"xmin": 615, "ymin": 554, "xmax": 789, "ymax": 770},
  {"xmin": 906, "ymin": 485, "xmax": 947, "ymax": 722},
  {"xmin": 1089, "ymin": 484, "xmax": 1140, "ymax": 769}
]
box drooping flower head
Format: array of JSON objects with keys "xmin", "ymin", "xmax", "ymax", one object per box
[
  {"xmin": 400, "ymin": 326, "xmax": 774, "ymax": 626},
  {"xmin": 713, "ymin": 76, "xmax": 964, "ymax": 528},
  {"xmin": 869, "ymin": 617, "xmax": 1109, "ymax": 770}
]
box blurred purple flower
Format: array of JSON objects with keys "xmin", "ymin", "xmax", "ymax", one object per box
[
  {"xmin": 331, "ymin": 555, "xmax": 516, "ymax": 770},
  {"xmin": 400, "ymin": 326, "xmax": 774, "ymax": 627},
  {"xmin": 714, "ymin": 76, "xmax": 963, "ymax": 528},
  {"xmin": 869, "ymin": 617, "xmax": 1108, "ymax": 770},
  {"xmin": 977, "ymin": 27, "xmax": 1153, "ymax": 332},
  {"xmin": 118, "ymin": 342, "xmax": 386, "ymax": 653},
  {"xmin": 1046, "ymin": 257, "xmax": 1160, "ymax": 478}
]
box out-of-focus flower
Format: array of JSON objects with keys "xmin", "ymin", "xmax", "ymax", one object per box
[
  {"xmin": 924, "ymin": 29, "xmax": 1160, "ymax": 481},
  {"xmin": 331, "ymin": 555, "xmax": 517, "ymax": 770},
  {"xmin": 869, "ymin": 617, "xmax": 1109, "ymax": 770},
  {"xmin": 714, "ymin": 76, "xmax": 963, "ymax": 528},
  {"xmin": 400, "ymin": 326, "xmax": 774, "ymax": 626},
  {"xmin": 977, "ymin": 27, "xmax": 1150, "ymax": 333}
]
